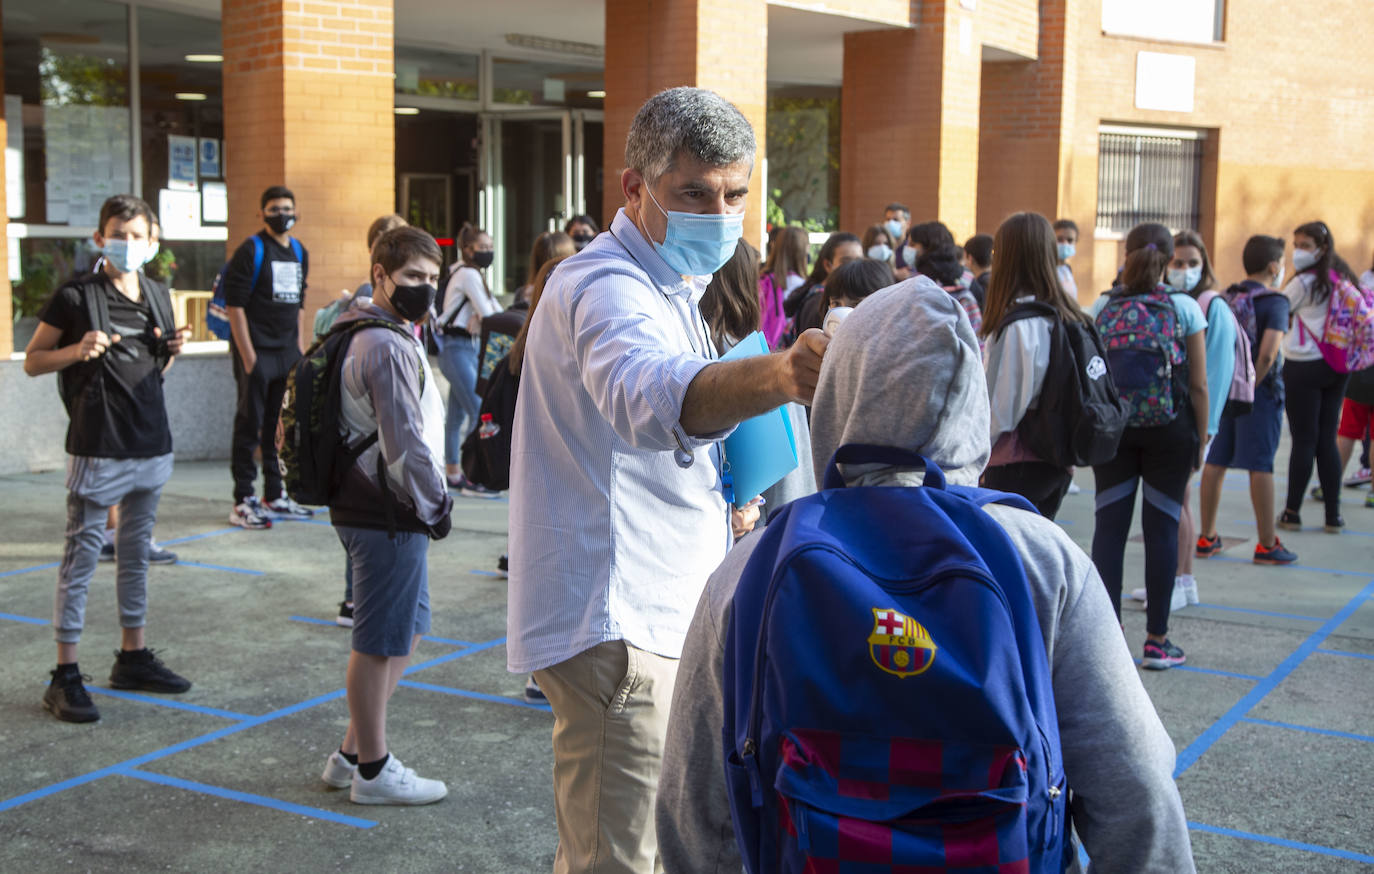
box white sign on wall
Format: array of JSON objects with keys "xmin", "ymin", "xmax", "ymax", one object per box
[{"xmin": 1135, "ymin": 52, "xmax": 1196, "ymax": 113}]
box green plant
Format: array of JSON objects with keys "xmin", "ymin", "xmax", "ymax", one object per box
[{"xmin": 143, "ymin": 246, "xmax": 178, "ymax": 284}]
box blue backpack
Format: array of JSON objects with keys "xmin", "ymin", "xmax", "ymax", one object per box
[
  {"xmin": 206, "ymin": 235, "xmax": 304, "ymax": 340},
  {"xmin": 723, "ymin": 446, "xmax": 1070, "ymax": 874}
]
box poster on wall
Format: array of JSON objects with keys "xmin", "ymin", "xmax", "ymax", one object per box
[
  {"xmin": 202, "ymin": 181, "xmax": 228, "ymax": 223},
  {"xmin": 159, "ymin": 188, "xmax": 201, "ymax": 238},
  {"xmin": 44, "ymin": 104, "xmax": 131, "ymax": 226},
  {"xmin": 198, "ymin": 138, "xmax": 221, "ymax": 178},
  {"xmin": 168, "ymin": 135, "xmax": 198, "ymax": 190}
]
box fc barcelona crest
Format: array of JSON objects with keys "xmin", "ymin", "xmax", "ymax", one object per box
[{"xmin": 868, "ymin": 608, "xmax": 936, "ymax": 678}]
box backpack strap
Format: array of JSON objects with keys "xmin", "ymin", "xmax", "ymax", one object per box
[
  {"xmin": 82, "ymin": 277, "xmax": 110, "ymax": 336},
  {"xmin": 822, "ymin": 445, "xmax": 946, "ymax": 491},
  {"xmin": 996, "ymin": 300, "xmax": 1056, "ymax": 340}
]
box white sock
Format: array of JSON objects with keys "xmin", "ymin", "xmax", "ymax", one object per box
[{"xmin": 102, "ymin": 526, "xmax": 116, "ymax": 546}]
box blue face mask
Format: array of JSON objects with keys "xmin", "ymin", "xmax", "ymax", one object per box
[
  {"xmin": 884, "ymin": 219, "xmax": 905, "ymax": 241},
  {"xmin": 103, "ymin": 239, "xmax": 152, "ymax": 274},
  {"xmin": 643, "ymin": 184, "xmax": 744, "ymax": 276},
  {"xmin": 1057, "ymin": 242, "xmax": 1076, "ymax": 261}
]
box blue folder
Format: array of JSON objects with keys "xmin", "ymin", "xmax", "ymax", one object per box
[{"xmin": 719, "ymin": 332, "xmax": 799, "ymax": 506}]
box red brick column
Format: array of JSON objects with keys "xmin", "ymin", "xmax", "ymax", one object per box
[
  {"xmin": 602, "ymin": 0, "xmax": 767, "ymax": 250},
  {"xmin": 840, "ymin": 6, "xmax": 982, "ymax": 242},
  {"xmin": 222, "ymin": 0, "xmax": 394, "ymax": 323}
]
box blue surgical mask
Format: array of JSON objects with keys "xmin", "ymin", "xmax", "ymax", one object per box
[
  {"xmin": 883, "ymin": 219, "xmax": 905, "ymax": 241},
  {"xmin": 867, "ymin": 244, "xmax": 893, "ymax": 262},
  {"xmin": 643, "ymin": 184, "xmax": 743, "ymax": 276},
  {"xmin": 1166, "ymin": 265, "xmax": 1203, "ymax": 293},
  {"xmin": 1057, "ymin": 242, "xmax": 1076, "ymax": 261},
  {"xmin": 103, "ymin": 239, "xmax": 151, "ymax": 274}
]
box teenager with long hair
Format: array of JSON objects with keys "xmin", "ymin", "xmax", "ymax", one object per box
[
  {"xmin": 759, "ymin": 226, "xmax": 808, "ymax": 348},
  {"xmin": 980, "ymin": 212, "xmax": 1093, "ymax": 519}
]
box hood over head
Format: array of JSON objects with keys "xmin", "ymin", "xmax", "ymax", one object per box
[{"xmin": 809, "ymin": 275, "xmax": 990, "ymax": 487}]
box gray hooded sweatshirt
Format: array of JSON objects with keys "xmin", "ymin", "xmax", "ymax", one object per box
[{"xmin": 655, "ymin": 278, "xmax": 1195, "ymax": 873}]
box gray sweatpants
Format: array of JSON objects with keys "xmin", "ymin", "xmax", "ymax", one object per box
[{"xmin": 55, "ymin": 454, "xmax": 174, "ymax": 644}]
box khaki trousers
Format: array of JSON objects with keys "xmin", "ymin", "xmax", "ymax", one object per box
[{"xmin": 534, "ymin": 640, "xmax": 679, "ymax": 874}]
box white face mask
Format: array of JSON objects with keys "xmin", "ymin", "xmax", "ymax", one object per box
[
  {"xmin": 867, "ymin": 244, "xmax": 893, "ymax": 262},
  {"xmin": 1292, "ymin": 248, "xmax": 1319, "ymax": 272},
  {"xmin": 902, "ymin": 245, "xmax": 919, "ymax": 267},
  {"xmin": 1272, "ymin": 264, "xmax": 1285, "ymax": 287},
  {"xmin": 1166, "ymin": 265, "xmax": 1203, "ymax": 293}
]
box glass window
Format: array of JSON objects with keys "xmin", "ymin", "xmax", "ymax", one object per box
[
  {"xmin": 3, "ymin": 0, "xmax": 131, "ymax": 228},
  {"xmin": 766, "ymin": 87, "xmax": 840, "ymax": 232},
  {"xmin": 1101, "ymin": 0, "xmax": 1223, "ymax": 43},
  {"xmin": 1095, "ymin": 130, "xmax": 1204, "ymax": 234},
  {"xmin": 396, "ymin": 46, "xmax": 479, "ymax": 102},
  {"xmin": 137, "ymin": 6, "xmax": 222, "ymax": 292},
  {"xmin": 491, "ymin": 56, "xmax": 603, "ymax": 109}
]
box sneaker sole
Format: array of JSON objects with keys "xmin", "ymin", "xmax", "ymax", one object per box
[
  {"xmin": 1140, "ymin": 658, "xmax": 1184, "ymax": 670},
  {"xmin": 149, "ymin": 556, "xmax": 178, "ymax": 565},
  {"xmin": 336, "ymin": 617, "xmax": 354, "ymax": 628},
  {"xmin": 459, "ymin": 490, "xmax": 500, "ymax": 500},
  {"xmin": 1277, "ymin": 520, "xmax": 1302, "ymax": 531},
  {"xmin": 350, "ymin": 786, "xmax": 448, "ymax": 806},
  {"xmin": 229, "ymin": 516, "xmax": 272, "ymax": 529},
  {"xmin": 1254, "ymin": 555, "xmax": 1298, "ymax": 565},
  {"xmin": 108, "ymin": 677, "xmax": 192, "ymax": 694}
]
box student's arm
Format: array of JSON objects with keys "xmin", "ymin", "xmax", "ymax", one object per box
[
  {"xmin": 984, "ymin": 319, "xmax": 1048, "ymax": 442},
  {"xmin": 22, "ymin": 321, "xmax": 116, "ymax": 376},
  {"xmin": 298, "ymin": 308, "xmax": 307, "ymax": 354},
  {"xmin": 227, "ymin": 306, "xmax": 256, "ymax": 374},
  {"xmin": 364, "ymin": 339, "xmax": 452, "ymax": 533},
  {"xmin": 1254, "ymin": 328, "xmax": 1284, "ymax": 385},
  {"xmin": 1185, "ymin": 330, "xmax": 1208, "ymax": 468}
]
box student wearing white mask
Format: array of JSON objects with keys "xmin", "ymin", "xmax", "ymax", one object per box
[
  {"xmin": 883, "ymin": 202, "xmax": 910, "ymax": 278},
  {"xmin": 1054, "ymin": 218, "xmax": 1079, "ymax": 301}
]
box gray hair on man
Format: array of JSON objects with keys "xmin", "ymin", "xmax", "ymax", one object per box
[{"xmin": 624, "ymin": 87, "xmax": 756, "ymax": 183}]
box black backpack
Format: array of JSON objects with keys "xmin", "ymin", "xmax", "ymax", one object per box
[
  {"xmin": 460, "ymin": 354, "xmax": 518, "ymax": 492},
  {"xmin": 1000, "ymin": 301, "xmax": 1128, "ymax": 468},
  {"xmin": 57, "ymin": 273, "xmax": 176, "ymax": 414},
  {"xmin": 280, "ymin": 318, "xmax": 423, "ymax": 507}
]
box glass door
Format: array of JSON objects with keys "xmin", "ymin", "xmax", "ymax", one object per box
[{"xmin": 480, "ymin": 109, "xmax": 603, "ymax": 296}]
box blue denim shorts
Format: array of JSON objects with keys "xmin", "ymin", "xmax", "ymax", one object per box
[
  {"xmin": 1208, "ymin": 381, "xmax": 1284, "ymax": 473},
  {"xmin": 337, "ymin": 526, "xmax": 431, "ymax": 656}
]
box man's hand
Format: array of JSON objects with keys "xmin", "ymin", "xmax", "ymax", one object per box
[
  {"xmin": 775, "ymin": 329, "xmax": 829, "ymax": 405},
  {"xmin": 731, "ymin": 503, "xmax": 761, "ymax": 539},
  {"xmin": 155, "ymin": 325, "xmax": 193, "ymax": 357},
  {"xmin": 77, "ymin": 330, "xmax": 120, "ymax": 362}
]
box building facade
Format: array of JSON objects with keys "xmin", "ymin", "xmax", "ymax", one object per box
[{"xmin": 2, "ymin": 0, "xmax": 1372, "ymax": 357}]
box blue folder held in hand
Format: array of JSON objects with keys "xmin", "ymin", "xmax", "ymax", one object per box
[{"xmin": 719, "ymin": 332, "xmax": 799, "ymax": 506}]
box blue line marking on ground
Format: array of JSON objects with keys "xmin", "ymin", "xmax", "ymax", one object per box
[
  {"xmin": 0, "ymin": 561, "xmax": 58, "ymax": 579},
  {"xmin": 1242, "ymin": 717, "xmax": 1374, "ymax": 745},
  {"xmin": 85, "ymin": 686, "xmax": 251, "ymax": 721},
  {"xmin": 469, "ymin": 569, "xmax": 503, "ymax": 578},
  {"xmin": 0, "ymin": 611, "xmax": 48, "ymax": 625},
  {"xmin": 1194, "ymin": 602, "xmax": 1324, "ymax": 622},
  {"xmin": 404, "ymin": 636, "xmax": 505, "ymax": 675},
  {"xmin": 398, "ymin": 679, "xmax": 553, "ymax": 712},
  {"xmin": 176, "ymin": 559, "xmax": 263, "ymax": 576},
  {"xmin": 1188, "ymin": 820, "xmax": 1374, "ymax": 864},
  {"xmin": 1172, "ymin": 665, "xmax": 1263, "ymax": 682},
  {"xmin": 0, "ymin": 769, "xmax": 112, "ymax": 813},
  {"xmin": 288, "ymin": 615, "xmax": 474, "ymax": 647},
  {"xmin": 119, "ymin": 768, "xmax": 376, "ymax": 829},
  {"xmin": 1173, "ymin": 577, "xmax": 1374, "ymax": 778},
  {"xmin": 283, "ymin": 518, "xmax": 334, "ymax": 527},
  {"xmin": 159, "ymin": 527, "xmax": 241, "ymax": 546},
  {"xmin": 1316, "ymin": 647, "xmax": 1374, "ymax": 662},
  {"xmin": 1210, "ymin": 555, "xmax": 1370, "ymax": 577}
]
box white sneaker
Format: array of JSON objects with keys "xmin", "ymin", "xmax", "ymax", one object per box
[
  {"xmin": 1066, "ymin": 481, "xmax": 1082, "ymax": 495},
  {"xmin": 1178, "ymin": 574, "xmax": 1200, "ymax": 605},
  {"xmin": 266, "ymin": 495, "xmax": 315, "ymax": 519},
  {"xmin": 349, "ymin": 755, "xmax": 447, "ymax": 806},
  {"xmin": 229, "ymin": 496, "xmax": 273, "ymax": 530},
  {"xmin": 1133, "ymin": 581, "xmax": 1189, "ymax": 612},
  {"xmin": 321, "ymin": 750, "xmax": 356, "ymax": 788}
]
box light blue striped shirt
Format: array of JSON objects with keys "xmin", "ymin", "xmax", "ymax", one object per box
[{"xmin": 506, "ymin": 208, "xmax": 733, "ymax": 673}]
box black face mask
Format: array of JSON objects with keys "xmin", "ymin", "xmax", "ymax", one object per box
[
  {"xmin": 388, "ymin": 281, "xmax": 437, "ymax": 323},
  {"xmin": 572, "ymin": 233, "xmax": 594, "ymax": 250},
  {"xmin": 471, "ymin": 250, "xmax": 494, "ymax": 269},
  {"xmin": 265, "ymin": 213, "xmax": 297, "ymax": 235}
]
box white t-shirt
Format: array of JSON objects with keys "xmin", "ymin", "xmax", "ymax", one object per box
[
  {"xmin": 1281, "ymin": 273, "xmax": 1327, "ymax": 362},
  {"xmin": 438, "ymin": 264, "xmax": 502, "ymax": 334}
]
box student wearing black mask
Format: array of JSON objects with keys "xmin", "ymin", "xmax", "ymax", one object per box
[
  {"xmin": 225, "ymin": 185, "xmax": 313, "ymax": 529},
  {"xmin": 565, "ymin": 214, "xmax": 599, "ymax": 251},
  {"xmin": 319, "ymin": 225, "xmax": 453, "ymax": 806},
  {"xmin": 434, "ymin": 223, "xmax": 502, "ymax": 494}
]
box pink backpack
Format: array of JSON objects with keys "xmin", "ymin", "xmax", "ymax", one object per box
[
  {"xmin": 1197, "ymin": 290, "xmax": 1255, "ymax": 416},
  {"xmin": 1297, "ymin": 270, "xmax": 1374, "ymax": 373},
  {"xmin": 758, "ymin": 272, "xmax": 790, "ymax": 350}
]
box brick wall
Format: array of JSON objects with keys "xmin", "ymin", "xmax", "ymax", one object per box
[
  {"xmin": 1060, "ymin": 0, "xmax": 1374, "ymax": 297},
  {"xmin": 222, "ymin": 0, "xmax": 394, "ymax": 327},
  {"xmin": 602, "ymin": 0, "xmax": 768, "ymax": 250}
]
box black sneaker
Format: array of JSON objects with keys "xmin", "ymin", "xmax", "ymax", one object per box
[
  {"xmin": 1141, "ymin": 638, "xmax": 1187, "ymax": 670},
  {"xmin": 1277, "ymin": 509, "xmax": 1302, "ymax": 531},
  {"xmin": 109, "ymin": 649, "xmax": 191, "ymax": 694},
  {"xmin": 43, "ymin": 670, "xmax": 100, "ymax": 723},
  {"xmin": 1325, "ymin": 516, "xmax": 1345, "ymax": 534},
  {"xmin": 336, "ymin": 601, "xmax": 354, "ymax": 628},
  {"xmin": 497, "ymin": 553, "xmax": 509, "ymax": 578}
]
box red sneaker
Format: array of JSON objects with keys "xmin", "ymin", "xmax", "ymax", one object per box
[{"xmin": 1195, "ymin": 533, "xmax": 1222, "ymax": 558}]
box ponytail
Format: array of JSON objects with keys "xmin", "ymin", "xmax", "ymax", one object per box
[{"xmin": 1120, "ymin": 222, "xmax": 1173, "ymax": 296}]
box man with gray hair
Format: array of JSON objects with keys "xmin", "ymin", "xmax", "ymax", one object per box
[{"xmin": 507, "ymin": 86, "xmax": 829, "ymax": 873}]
